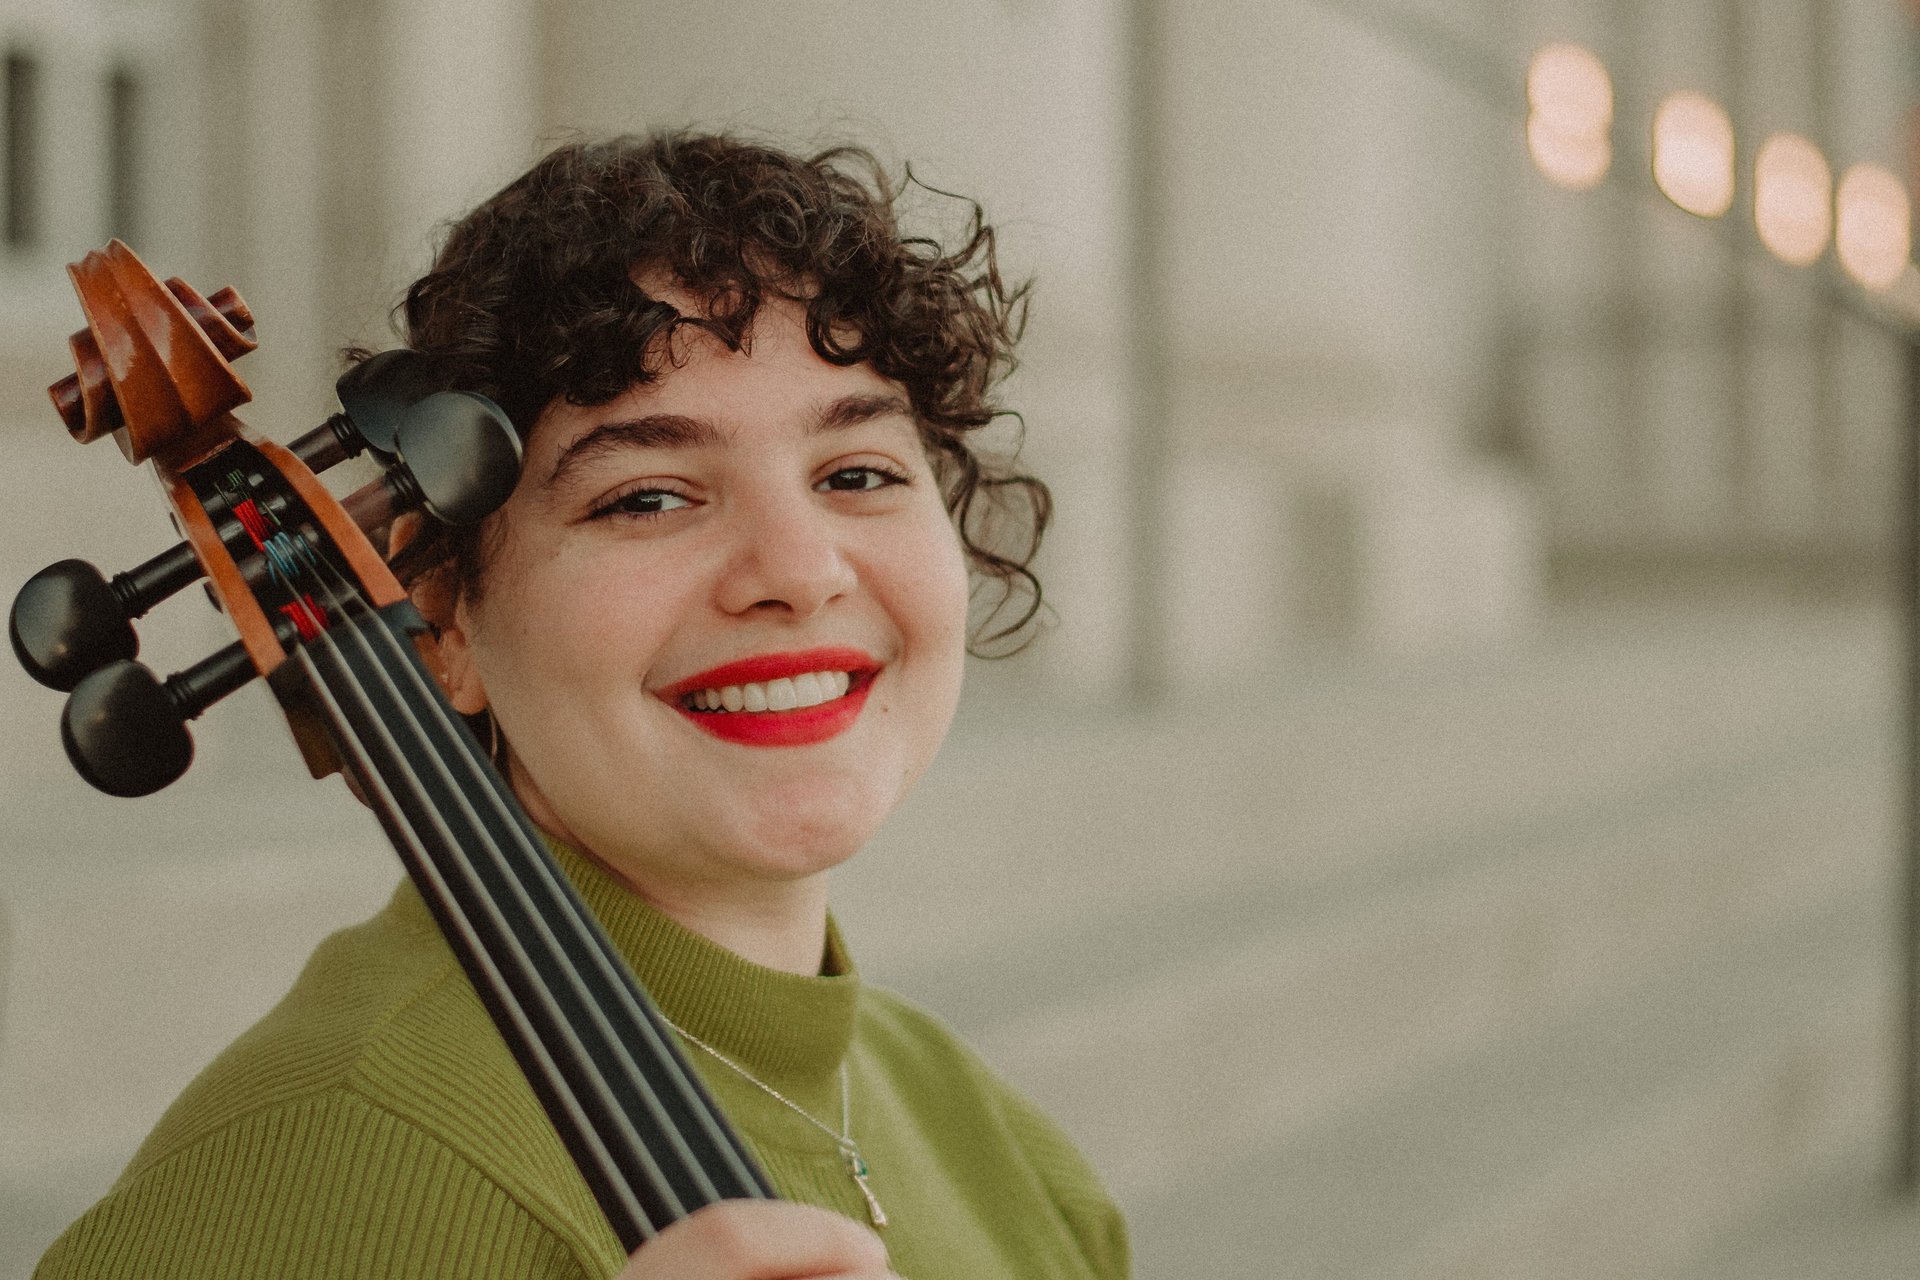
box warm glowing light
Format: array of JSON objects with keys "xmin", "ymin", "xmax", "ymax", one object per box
[
  {"xmin": 1528, "ymin": 44, "xmax": 1613, "ymax": 136},
  {"xmin": 1526, "ymin": 43, "xmax": 1612, "ymax": 190},
  {"xmin": 1527, "ymin": 117, "xmax": 1611, "ymax": 190},
  {"xmin": 1652, "ymin": 92, "xmax": 1735, "ymax": 217},
  {"xmin": 1835, "ymin": 162, "xmax": 1912, "ymax": 290},
  {"xmin": 1754, "ymin": 133, "xmax": 1833, "ymax": 266}
]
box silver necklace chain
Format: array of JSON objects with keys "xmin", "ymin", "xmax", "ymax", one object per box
[{"xmin": 657, "ymin": 1012, "xmax": 888, "ymax": 1228}]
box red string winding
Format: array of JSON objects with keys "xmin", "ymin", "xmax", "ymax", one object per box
[
  {"xmin": 232, "ymin": 498, "xmax": 269, "ymax": 549},
  {"xmin": 278, "ymin": 594, "xmax": 327, "ymax": 641}
]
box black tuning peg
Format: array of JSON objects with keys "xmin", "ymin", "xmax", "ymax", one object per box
[
  {"xmin": 339, "ymin": 390, "xmax": 523, "ymax": 533},
  {"xmin": 289, "ymin": 350, "xmax": 452, "ymax": 474},
  {"xmin": 392, "ymin": 391, "xmax": 522, "ymax": 525},
  {"xmin": 11, "ymin": 543, "xmax": 205, "ymax": 691},
  {"xmin": 61, "ymin": 640, "xmax": 260, "ymax": 797},
  {"xmin": 334, "ymin": 350, "xmax": 448, "ymax": 455}
]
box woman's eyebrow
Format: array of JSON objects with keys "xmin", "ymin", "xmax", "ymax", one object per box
[
  {"xmin": 548, "ymin": 394, "xmax": 913, "ymax": 485},
  {"xmin": 812, "ymin": 393, "xmax": 913, "ymax": 434},
  {"xmin": 547, "ymin": 413, "xmax": 723, "ymax": 485}
]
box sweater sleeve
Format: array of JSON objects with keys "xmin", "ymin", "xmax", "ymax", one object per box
[
  {"xmin": 994, "ymin": 1082, "xmax": 1132, "ymax": 1280},
  {"xmin": 34, "ymin": 1089, "xmax": 594, "ymax": 1280}
]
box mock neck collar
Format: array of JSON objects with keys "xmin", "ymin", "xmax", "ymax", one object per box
[{"xmin": 542, "ymin": 836, "xmax": 859, "ymax": 1087}]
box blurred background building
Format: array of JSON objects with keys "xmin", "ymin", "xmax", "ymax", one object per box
[{"xmin": 0, "ymin": 0, "xmax": 1917, "ymax": 1275}]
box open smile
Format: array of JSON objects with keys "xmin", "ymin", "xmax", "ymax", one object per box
[{"xmin": 657, "ymin": 647, "xmax": 878, "ymax": 747}]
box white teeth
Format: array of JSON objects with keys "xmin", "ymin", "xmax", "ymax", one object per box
[{"xmin": 685, "ymin": 670, "xmax": 857, "ymax": 713}]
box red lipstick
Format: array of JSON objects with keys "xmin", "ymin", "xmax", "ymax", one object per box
[{"xmin": 659, "ymin": 647, "xmax": 877, "ymax": 747}]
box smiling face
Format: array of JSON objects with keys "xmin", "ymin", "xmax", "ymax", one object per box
[{"xmin": 431, "ymin": 294, "xmax": 970, "ymax": 907}]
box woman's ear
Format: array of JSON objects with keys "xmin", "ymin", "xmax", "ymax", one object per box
[
  {"xmin": 388, "ymin": 511, "xmax": 427, "ymax": 564},
  {"xmin": 393, "ymin": 514, "xmax": 490, "ymax": 715}
]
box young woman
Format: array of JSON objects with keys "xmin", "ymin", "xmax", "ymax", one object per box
[{"xmin": 35, "ymin": 134, "xmax": 1128, "ymax": 1279}]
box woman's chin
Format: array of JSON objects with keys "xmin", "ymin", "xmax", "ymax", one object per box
[
  {"xmin": 607, "ymin": 810, "xmax": 873, "ymax": 892},
  {"xmin": 722, "ymin": 819, "xmax": 871, "ymax": 883}
]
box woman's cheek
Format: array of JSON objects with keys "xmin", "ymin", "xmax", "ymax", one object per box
[{"xmin": 931, "ymin": 535, "xmax": 973, "ymax": 651}]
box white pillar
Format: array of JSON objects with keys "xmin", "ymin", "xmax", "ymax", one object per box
[{"xmin": 1159, "ymin": 0, "xmax": 1540, "ymax": 662}]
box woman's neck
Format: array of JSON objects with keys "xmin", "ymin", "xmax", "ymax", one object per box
[
  {"xmin": 511, "ymin": 759, "xmax": 834, "ymax": 975},
  {"xmin": 573, "ymin": 841, "xmax": 832, "ymax": 975}
]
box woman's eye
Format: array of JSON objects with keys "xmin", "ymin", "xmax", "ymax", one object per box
[
  {"xmin": 594, "ymin": 488, "xmax": 692, "ymax": 519},
  {"xmin": 818, "ymin": 466, "xmax": 907, "ymax": 493}
]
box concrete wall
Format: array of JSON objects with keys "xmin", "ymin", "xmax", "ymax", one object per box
[
  {"xmin": 538, "ymin": 0, "xmax": 1547, "ymax": 677},
  {"xmin": 1154, "ymin": 0, "xmax": 1539, "ymax": 658},
  {"xmin": 3, "ymin": 0, "xmax": 1910, "ymax": 671}
]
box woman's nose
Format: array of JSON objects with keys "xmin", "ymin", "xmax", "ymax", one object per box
[{"xmin": 714, "ymin": 495, "xmax": 858, "ymax": 619}]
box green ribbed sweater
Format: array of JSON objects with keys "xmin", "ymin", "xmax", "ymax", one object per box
[{"xmin": 35, "ymin": 841, "xmax": 1128, "ymax": 1279}]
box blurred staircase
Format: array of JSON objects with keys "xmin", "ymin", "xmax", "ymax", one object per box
[{"xmin": 848, "ymin": 585, "xmax": 1906, "ymax": 1279}]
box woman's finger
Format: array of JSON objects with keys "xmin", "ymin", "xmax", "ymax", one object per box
[{"xmin": 613, "ymin": 1200, "xmax": 893, "ymax": 1280}]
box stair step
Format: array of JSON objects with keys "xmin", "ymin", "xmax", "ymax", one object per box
[{"xmin": 1121, "ymin": 887, "xmax": 1889, "ymax": 1279}]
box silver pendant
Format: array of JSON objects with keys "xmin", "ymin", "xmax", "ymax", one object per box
[{"xmin": 846, "ymin": 1149, "xmax": 888, "ymax": 1228}]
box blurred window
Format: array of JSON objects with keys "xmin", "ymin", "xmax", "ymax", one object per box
[{"xmin": 4, "ymin": 48, "xmax": 40, "ymax": 249}]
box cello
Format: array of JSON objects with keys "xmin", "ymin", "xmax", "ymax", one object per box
[{"xmin": 8, "ymin": 239, "xmax": 775, "ymax": 1252}]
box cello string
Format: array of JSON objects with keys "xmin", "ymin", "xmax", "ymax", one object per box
[
  {"xmin": 309, "ymin": 560, "xmax": 768, "ymax": 1197},
  {"xmin": 295, "ymin": 571, "xmax": 701, "ymax": 1222},
  {"xmin": 334, "ymin": 614, "xmax": 730, "ymax": 1213},
  {"xmin": 278, "ymin": 634, "xmax": 659, "ymax": 1243},
  {"xmin": 308, "ymin": 574, "xmax": 745, "ymax": 1204},
  {"xmin": 299, "ymin": 552, "xmax": 753, "ymax": 1207}
]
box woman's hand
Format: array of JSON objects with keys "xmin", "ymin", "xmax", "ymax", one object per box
[{"xmin": 614, "ymin": 1200, "xmax": 899, "ymax": 1280}]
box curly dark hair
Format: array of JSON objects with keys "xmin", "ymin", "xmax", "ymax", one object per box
[{"xmin": 380, "ymin": 130, "xmax": 1049, "ymax": 652}]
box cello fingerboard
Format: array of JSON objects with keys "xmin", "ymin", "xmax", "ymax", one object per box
[{"xmin": 187, "ymin": 440, "xmax": 774, "ymax": 1250}]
